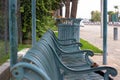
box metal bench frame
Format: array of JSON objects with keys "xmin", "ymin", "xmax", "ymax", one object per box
[
  {"xmin": 11, "ymin": 30, "xmax": 117, "ymax": 80},
  {"xmin": 11, "ymin": 37, "xmax": 117, "ymax": 80}
]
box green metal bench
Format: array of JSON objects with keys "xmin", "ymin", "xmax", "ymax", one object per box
[
  {"xmin": 31, "ymin": 30, "xmax": 90, "ymax": 70},
  {"xmin": 40, "ymin": 30, "xmax": 93, "ymax": 68},
  {"xmin": 39, "ymin": 39, "xmax": 93, "ymax": 69},
  {"xmin": 11, "ymin": 38, "xmax": 117, "ymax": 80}
]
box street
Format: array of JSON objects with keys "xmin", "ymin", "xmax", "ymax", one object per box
[{"xmin": 80, "ymin": 25, "xmax": 120, "ymax": 80}]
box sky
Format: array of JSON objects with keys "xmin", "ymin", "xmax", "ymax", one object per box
[{"xmin": 76, "ymin": 0, "xmax": 120, "ymax": 19}]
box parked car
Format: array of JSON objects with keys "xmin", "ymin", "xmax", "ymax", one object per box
[{"xmin": 80, "ymin": 20, "xmax": 85, "ymax": 27}]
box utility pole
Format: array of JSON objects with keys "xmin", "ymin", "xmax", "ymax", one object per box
[{"xmin": 100, "ymin": 0, "xmax": 103, "ymax": 38}]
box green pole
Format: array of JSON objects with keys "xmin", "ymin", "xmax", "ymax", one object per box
[
  {"xmin": 32, "ymin": 0, "xmax": 36, "ymax": 46},
  {"xmin": 103, "ymin": 0, "xmax": 107, "ymax": 65},
  {"xmin": 9, "ymin": 0, "xmax": 18, "ymax": 67}
]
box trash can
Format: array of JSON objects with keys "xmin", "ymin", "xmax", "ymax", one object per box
[
  {"xmin": 113, "ymin": 27, "xmax": 118, "ymax": 40},
  {"xmin": 57, "ymin": 24, "xmax": 79, "ymax": 43},
  {"xmin": 56, "ymin": 18, "xmax": 82, "ymax": 42}
]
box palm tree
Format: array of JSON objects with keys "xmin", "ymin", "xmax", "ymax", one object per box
[
  {"xmin": 114, "ymin": 6, "xmax": 118, "ymax": 13},
  {"xmin": 64, "ymin": 0, "xmax": 70, "ymax": 18},
  {"xmin": 108, "ymin": 11, "xmax": 114, "ymax": 22},
  {"xmin": 4, "ymin": 0, "xmax": 9, "ymax": 54},
  {"xmin": 70, "ymin": 0, "xmax": 78, "ymax": 18},
  {"xmin": 114, "ymin": 6, "xmax": 119, "ymax": 22}
]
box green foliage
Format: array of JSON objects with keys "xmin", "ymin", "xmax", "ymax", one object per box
[
  {"xmin": 20, "ymin": 0, "xmax": 32, "ymax": 40},
  {"xmin": 0, "ymin": 54, "xmax": 9, "ymax": 65},
  {"xmin": 0, "ymin": 40, "xmax": 9, "ymax": 65},
  {"xmin": 20, "ymin": 0, "xmax": 61, "ymax": 41},
  {"xmin": 108, "ymin": 11, "xmax": 114, "ymax": 22},
  {"xmin": 0, "ymin": 13, "xmax": 4, "ymax": 39},
  {"xmin": 0, "ymin": 43, "xmax": 32, "ymax": 65},
  {"xmin": 91, "ymin": 10, "xmax": 101, "ymax": 22},
  {"xmin": 36, "ymin": 16, "xmax": 57, "ymax": 41},
  {"xmin": 18, "ymin": 44, "xmax": 31, "ymax": 51}
]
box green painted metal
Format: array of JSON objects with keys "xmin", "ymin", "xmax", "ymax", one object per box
[
  {"xmin": 11, "ymin": 31, "xmax": 118, "ymax": 79},
  {"xmin": 112, "ymin": 14, "xmax": 119, "ymax": 22},
  {"xmin": 9, "ymin": 0, "xmax": 18, "ymax": 67},
  {"xmin": 56, "ymin": 18, "xmax": 82, "ymax": 42},
  {"xmin": 103, "ymin": 0, "xmax": 107, "ymax": 65},
  {"xmin": 11, "ymin": 62, "xmax": 51, "ymax": 80},
  {"xmin": 40, "ymin": 30, "xmax": 94, "ymax": 67},
  {"xmin": 32, "ymin": 0, "xmax": 36, "ymax": 46},
  {"xmin": 9, "ymin": 0, "xmax": 118, "ymax": 79}
]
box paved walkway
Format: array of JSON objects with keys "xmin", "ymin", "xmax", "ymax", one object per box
[{"xmin": 80, "ymin": 25, "xmax": 120, "ymax": 80}]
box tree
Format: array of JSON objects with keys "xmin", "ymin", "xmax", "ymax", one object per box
[
  {"xmin": 114, "ymin": 6, "xmax": 119, "ymax": 22},
  {"xmin": 4, "ymin": 0, "xmax": 8, "ymax": 54},
  {"xmin": 17, "ymin": 0, "xmax": 22, "ymax": 44},
  {"xmin": 114, "ymin": 6, "xmax": 118, "ymax": 12},
  {"xmin": 0, "ymin": 0, "xmax": 9, "ymax": 54},
  {"xmin": 64, "ymin": 0, "xmax": 70, "ymax": 18},
  {"xmin": 91, "ymin": 10, "xmax": 101, "ymax": 22},
  {"xmin": 70, "ymin": 0, "xmax": 78, "ymax": 18},
  {"xmin": 108, "ymin": 11, "xmax": 114, "ymax": 22},
  {"xmin": 59, "ymin": 0, "xmax": 64, "ymax": 16},
  {"xmin": 20, "ymin": 0, "xmax": 62, "ymax": 42}
]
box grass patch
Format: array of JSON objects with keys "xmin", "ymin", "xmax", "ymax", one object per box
[
  {"xmin": 18, "ymin": 44, "xmax": 31, "ymax": 51},
  {"xmin": 0, "ymin": 54, "xmax": 9, "ymax": 65},
  {"xmin": 0, "ymin": 44, "xmax": 31, "ymax": 65},
  {"xmin": 80, "ymin": 38, "xmax": 103, "ymax": 54}
]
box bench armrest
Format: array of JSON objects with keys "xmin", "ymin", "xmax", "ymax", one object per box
[
  {"xmin": 11, "ymin": 62, "xmax": 50, "ymax": 80},
  {"xmin": 53, "ymin": 37, "xmax": 83, "ymax": 47},
  {"xmin": 62, "ymin": 65, "xmax": 117, "ymax": 80},
  {"xmin": 54, "ymin": 52, "xmax": 118, "ymax": 79},
  {"xmin": 55, "ymin": 41, "xmax": 94, "ymax": 65},
  {"xmin": 59, "ymin": 49, "xmax": 94, "ymax": 65},
  {"xmin": 59, "ymin": 42, "xmax": 83, "ymax": 47},
  {"xmin": 58, "ymin": 38, "xmax": 76, "ymax": 42},
  {"xmin": 58, "ymin": 38, "xmax": 77, "ymax": 45}
]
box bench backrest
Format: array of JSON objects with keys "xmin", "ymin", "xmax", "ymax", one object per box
[
  {"xmin": 41, "ymin": 30, "xmax": 80, "ymax": 52},
  {"xmin": 22, "ymin": 41, "xmax": 61, "ymax": 80},
  {"xmin": 47, "ymin": 30, "xmax": 77, "ymax": 45}
]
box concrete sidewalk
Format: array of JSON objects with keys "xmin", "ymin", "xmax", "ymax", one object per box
[{"xmin": 80, "ymin": 25, "xmax": 120, "ymax": 80}]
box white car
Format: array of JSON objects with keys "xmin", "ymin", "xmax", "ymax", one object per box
[{"xmin": 80, "ymin": 20, "xmax": 85, "ymax": 27}]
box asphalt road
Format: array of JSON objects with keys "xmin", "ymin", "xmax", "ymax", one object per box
[
  {"xmin": 80, "ymin": 25, "xmax": 120, "ymax": 79},
  {"xmin": 80, "ymin": 24, "xmax": 120, "ymax": 55}
]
